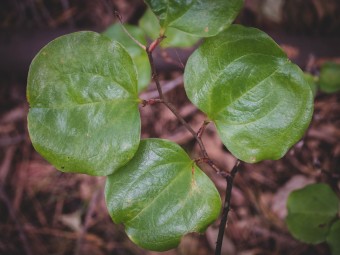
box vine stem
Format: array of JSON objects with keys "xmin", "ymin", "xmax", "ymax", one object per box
[
  {"xmin": 145, "ymin": 36, "xmax": 240, "ymax": 255},
  {"xmin": 145, "ymin": 38, "xmax": 222, "ymax": 176},
  {"xmin": 215, "ymin": 160, "xmax": 240, "ymax": 255},
  {"xmin": 114, "ymin": 11, "xmax": 146, "ymax": 50}
]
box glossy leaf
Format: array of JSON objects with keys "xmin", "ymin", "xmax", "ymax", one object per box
[
  {"xmin": 286, "ymin": 184, "xmax": 339, "ymax": 244},
  {"xmin": 327, "ymin": 220, "xmax": 340, "ymax": 255},
  {"xmin": 105, "ymin": 139, "xmax": 221, "ymax": 251},
  {"xmin": 103, "ymin": 24, "xmax": 151, "ymax": 92},
  {"xmin": 139, "ymin": 8, "xmax": 199, "ymax": 48},
  {"xmin": 144, "ymin": 0, "xmax": 243, "ymax": 37},
  {"xmin": 27, "ymin": 31, "xmax": 141, "ymax": 176},
  {"xmin": 184, "ymin": 25, "xmax": 313, "ymax": 163},
  {"xmin": 318, "ymin": 62, "xmax": 340, "ymax": 93}
]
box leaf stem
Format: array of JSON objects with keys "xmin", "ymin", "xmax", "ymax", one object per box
[
  {"xmin": 144, "ymin": 34, "xmax": 240, "ymax": 255},
  {"xmin": 215, "ymin": 160, "xmax": 240, "ymax": 255},
  {"xmin": 114, "ymin": 11, "xmax": 146, "ymax": 50},
  {"xmin": 145, "ymin": 39, "xmax": 222, "ymax": 175}
]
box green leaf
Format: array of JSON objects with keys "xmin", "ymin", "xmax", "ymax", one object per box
[
  {"xmin": 318, "ymin": 62, "xmax": 340, "ymax": 93},
  {"xmin": 139, "ymin": 8, "xmax": 199, "ymax": 48},
  {"xmin": 184, "ymin": 25, "xmax": 313, "ymax": 163},
  {"xmin": 286, "ymin": 183, "xmax": 339, "ymax": 244},
  {"xmin": 103, "ymin": 24, "xmax": 151, "ymax": 92},
  {"xmin": 144, "ymin": 0, "xmax": 243, "ymax": 37},
  {"xmin": 327, "ymin": 220, "xmax": 340, "ymax": 255},
  {"xmin": 105, "ymin": 138, "xmax": 221, "ymax": 251},
  {"xmin": 27, "ymin": 31, "xmax": 141, "ymax": 176}
]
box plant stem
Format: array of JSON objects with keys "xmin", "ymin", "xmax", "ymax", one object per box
[
  {"xmin": 145, "ymin": 39, "xmax": 222, "ymax": 175},
  {"xmin": 114, "ymin": 11, "xmax": 146, "ymax": 50},
  {"xmin": 215, "ymin": 160, "xmax": 240, "ymax": 255},
  {"xmin": 146, "ymin": 42, "xmax": 164, "ymax": 99},
  {"xmin": 145, "ymin": 35, "xmax": 240, "ymax": 255}
]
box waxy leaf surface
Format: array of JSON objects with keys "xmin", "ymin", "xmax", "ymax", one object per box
[
  {"xmin": 144, "ymin": 0, "xmax": 243, "ymax": 37},
  {"xmin": 139, "ymin": 8, "xmax": 199, "ymax": 48},
  {"xmin": 286, "ymin": 184, "xmax": 339, "ymax": 244},
  {"xmin": 27, "ymin": 31, "xmax": 141, "ymax": 176},
  {"xmin": 103, "ymin": 24, "xmax": 151, "ymax": 91},
  {"xmin": 105, "ymin": 139, "xmax": 221, "ymax": 251},
  {"xmin": 184, "ymin": 25, "xmax": 313, "ymax": 163}
]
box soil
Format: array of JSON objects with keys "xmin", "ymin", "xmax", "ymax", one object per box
[{"xmin": 0, "ymin": 1, "xmax": 339, "ymax": 255}]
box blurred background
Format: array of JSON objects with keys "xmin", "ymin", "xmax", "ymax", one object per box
[{"xmin": 0, "ymin": 0, "xmax": 339, "ymax": 254}]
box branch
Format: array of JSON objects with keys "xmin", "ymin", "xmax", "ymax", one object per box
[
  {"xmin": 145, "ymin": 39, "xmax": 223, "ymax": 175},
  {"xmin": 144, "ymin": 33, "xmax": 240, "ymax": 255},
  {"xmin": 141, "ymin": 76, "xmax": 183, "ymax": 100},
  {"xmin": 114, "ymin": 11, "xmax": 146, "ymax": 50},
  {"xmin": 215, "ymin": 160, "xmax": 240, "ymax": 255},
  {"xmin": 146, "ymin": 39, "xmax": 165, "ymax": 98}
]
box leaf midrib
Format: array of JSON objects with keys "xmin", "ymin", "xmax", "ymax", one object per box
[
  {"xmin": 30, "ymin": 98, "xmax": 137, "ymax": 110},
  {"xmin": 126, "ymin": 163, "xmax": 190, "ymax": 225},
  {"xmin": 163, "ymin": 0, "xmax": 197, "ymax": 29},
  {"xmin": 209, "ymin": 54, "xmax": 288, "ymax": 118},
  {"xmin": 60, "ymin": 69, "xmax": 137, "ymax": 96}
]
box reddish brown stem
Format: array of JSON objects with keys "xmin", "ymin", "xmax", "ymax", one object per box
[
  {"xmin": 144, "ymin": 34, "xmax": 240, "ymax": 255},
  {"xmin": 197, "ymin": 120, "xmax": 211, "ymax": 139},
  {"xmin": 148, "ymin": 35, "xmax": 166, "ymax": 53},
  {"xmin": 145, "ymin": 41, "xmax": 222, "ymax": 175},
  {"xmin": 141, "ymin": 98, "xmax": 164, "ymax": 107}
]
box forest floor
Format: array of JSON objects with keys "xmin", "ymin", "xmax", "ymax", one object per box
[{"xmin": 0, "ymin": 1, "xmax": 339, "ymax": 255}]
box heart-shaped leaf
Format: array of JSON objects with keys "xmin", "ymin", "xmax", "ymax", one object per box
[
  {"xmin": 27, "ymin": 31, "xmax": 141, "ymax": 176},
  {"xmin": 103, "ymin": 24, "xmax": 151, "ymax": 92},
  {"xmin": 286, "ymin": 183, "xmax": 339, "ymax": 244},
  {"xmin": 144, "ymin": 0, "xmax": 243, "ymax": 37},
  {"xmin": 184, "ymin": 25, "xmax": 313, "ymax": 163},
  {"xmin": 105, "ymin": 139, "xmax": 221, "ymax": 251},
  {"xmin": 139, "ymin": 8, "xmax": 199, "ymax": 48}
]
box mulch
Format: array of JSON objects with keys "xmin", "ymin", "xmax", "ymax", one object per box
[{"xmin": 0, "ymin": 1, "xmax": 339, "ymax": 254}]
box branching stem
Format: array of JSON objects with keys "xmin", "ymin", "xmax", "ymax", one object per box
[
  {"xmin": 145, "ymin": 35, "xmax": 240, "ymax": 255},
  {"xmin": 145, "ymin": 39, "xmax": 222, "ymax": 175},
  {"xmin": 114, "ymin": 11, "xmax": 146, "ymax": 50}
]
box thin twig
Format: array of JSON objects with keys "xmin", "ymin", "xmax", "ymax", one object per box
[
  {"xmin": 145, "ymin": 41, "xmax": 223, "ymax": 175},
  {"xmin": 114, "ymin": 11, "xmax": 146, "ymax": 50},
  {"xmin": 197, "ymin": 120, "xmax": 211, "ymax": 139},
  {"xmin": 146, "ymin": 43, "xmax": 165, "ymax": 98},
  {"xmin": 141, "ymin": 76, "xmax": 183, "ymax": 100},
  {"xmin": 215, "ymin": 160, "xmax": 240, "ymax": 255},
  {"xmin": 141, "ymin": 98, "xmax": 164, "ymax": 107}
]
